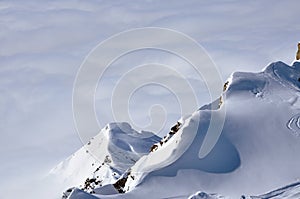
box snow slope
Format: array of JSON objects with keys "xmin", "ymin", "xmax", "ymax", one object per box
[
  {"xmin": 50, "ymin": 122, "xmax": 160, "ymax": 195},
  {"xmin": 249, "ymin": 182, "xmax": 300, "ymax": 199},
  {"xmin": 102, "ymin": 61, "xmax": 299, "ymax": 199},
  {"xmin": 188, "ymin": 182, "xmax": 300, "ymax": 199},
  {"xmin": 66, "ymin": 61, "xmax": 300, "ymax": 198}
]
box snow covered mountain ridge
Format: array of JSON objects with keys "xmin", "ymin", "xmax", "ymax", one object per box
[
  {"xmin": 50, "ymin": 122, "xmax": 160, "ymax": 197},
  {"xmin": 53, "ymin": 61, "xmax": 300, "ymax": 199}
]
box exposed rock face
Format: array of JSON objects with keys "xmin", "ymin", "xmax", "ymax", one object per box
[{"xmin": 296, "ymin": 43, "xmax": 300, "ymax": 60}]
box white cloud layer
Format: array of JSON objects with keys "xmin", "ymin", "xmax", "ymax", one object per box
[{"xmin": 0, "ymin": 0, "xmax": 299, "ymax": 198}]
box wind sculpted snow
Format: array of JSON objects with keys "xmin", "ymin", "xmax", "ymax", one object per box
[{"xmin": 63, "ymin": 61, "xmax": 300, "ymax": 198}]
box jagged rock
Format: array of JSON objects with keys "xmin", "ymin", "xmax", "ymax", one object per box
[{"xmin": 296, "ymin": 43, "xmax": 300, "ymax": 60}]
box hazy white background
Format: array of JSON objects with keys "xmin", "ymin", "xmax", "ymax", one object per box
[{"xmin": 0, "ymin": 0, "xmax": 299, "ymax": 198}]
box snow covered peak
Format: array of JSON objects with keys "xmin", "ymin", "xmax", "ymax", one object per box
[
  {"xmin": 226, "ymin": 61, "xmax": 300, "ymax": 97},
  {"xmin": 50, "ymin": 122, "xmax": 160, "ymax": 195},
  {"xmin": 221, "ymin": 62, "xmax": 300, "ymax": 113},
  {"xmin": 58, "ymin": 61, "xmax": 300, "ymax": 199},
  {"xmin": 264, "ymin": 61, "xmax": 300, "ymax": 88},
  {"xmin": 102, "ymin": 122, "xmax": 160, "ymax": 155}
]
